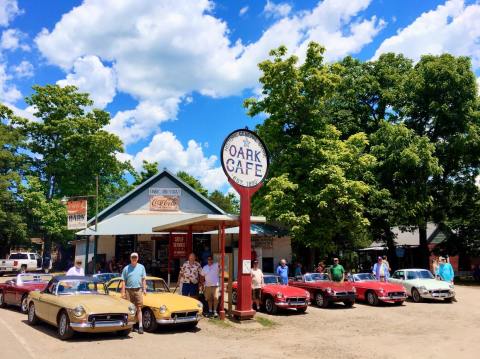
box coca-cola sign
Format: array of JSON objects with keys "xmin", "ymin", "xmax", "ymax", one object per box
[{"xmin": 150, "ymin": 195, "xmax": 179, "ymax": 211}]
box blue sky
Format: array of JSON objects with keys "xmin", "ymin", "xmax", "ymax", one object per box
[{"xmin": 1, "ymin": 0, "xmax": 480, "ymax": 191}]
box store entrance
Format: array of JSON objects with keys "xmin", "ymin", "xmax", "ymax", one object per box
[{"xmin": 115, "ymin": 235, "xmax": 135, "ymax": 264}]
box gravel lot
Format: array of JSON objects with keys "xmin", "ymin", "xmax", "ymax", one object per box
[{"xmin": 0, "ymin": 279, "xmax": 478, "ymax": 359}]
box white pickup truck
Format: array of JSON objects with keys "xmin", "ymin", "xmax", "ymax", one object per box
[{"xmin": 0, "ymin": 252, "xmax": 44, "ymax": 275}]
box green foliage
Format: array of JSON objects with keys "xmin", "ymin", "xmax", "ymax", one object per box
[
  {"xmin": 177, "ymin": 171, "xmax": 209, "ymax": 197},
  {"xmin": 133, "ymin": 160, "xmax": 159, "ymax": 186}
]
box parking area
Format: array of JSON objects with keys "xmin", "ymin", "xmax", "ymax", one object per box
[{"xmin": 0, "ymin": 282, "xmax": 478, "ymax": 359}]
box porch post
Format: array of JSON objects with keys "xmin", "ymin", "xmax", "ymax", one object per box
[
  {"xmin": 219, "ymin": 221, "xmax": 226, "ymax": 320},
  {"xmin": 84, "ymin": 236, "xmax": 90, "ymax": 274}
]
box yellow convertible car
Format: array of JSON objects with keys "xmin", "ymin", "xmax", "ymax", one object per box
[
  {"xmin": 27, "ymin": 276, "xmax": 136, "ymax": 340},
  {"xmin": 107, "ymin": 276, "xmax": 203, "ymax": 332}
]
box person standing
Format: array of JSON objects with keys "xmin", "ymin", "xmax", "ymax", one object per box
[
  {"xmin": 251, "ymin": 260, "xmax": 264, "ymax": 310},
  {"xmin": 294, "ymin": 263, "xmax": 303, "ymax": 276},
  {"xmin": 178, "ymin": 253, "xmax": 202, "ymax": 299},
  {"xmin": 316, "ymin": 261, "xmax": 325, "ymax": 274},
  {"xmin": 432, "ymin": 258, "xmax": 439, "ymax": 278},
  {"xmin": 437, "ymin": 256, "xmax": 457, "ymax": 302},
  {"xmin": 66, "ymin": 259, "xmax": 85, "ymax": 276},
  {"xmin": 372, "ymin": 257, "xmax": 390, "ymax": 282},
  {"xmin": 201, "ymin": 256, "xmax": 220, "ymax": 317},
  {"xmin": 330, "ymin": 258, "xmax": 345, "ymax": 282},
  {"xmin": 382, "ymin": 255, "xmax": 391, "ymax": 273},
  {"xmin": 121, "ymin": 252, "xmax": 147, "ymax": 334},
  {"xmin": 276, "ymin": 259, "xmax": 289, "ymax": 285},
  {"xmin": 108, "ymin": 256, "xmax": 117, "ymax": 273}
]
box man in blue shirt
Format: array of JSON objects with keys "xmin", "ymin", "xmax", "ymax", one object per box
[
  {"xmin": 276, "ymin": 259, "xmax": 289, "ymax": 285},
  {"xmin": 121, "ymin": 252, "xmax": 147, "ymax": 334},
  {"xmin": 437, "ymin": 256, "xmax": 457, "ymax": 302}
]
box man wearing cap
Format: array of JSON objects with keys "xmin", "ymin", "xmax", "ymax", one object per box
[
  {"xmin": 121, "ymin": 252, "xmax": 147, "ymax": 334},
  {"xmin": 330, "ymin": 258, "xmax": 345, "ymax": 282},
  {"xmin": 372, "ymin": 256, "xmax": 390, "ymax": 282},
  {"xmin": 66, "ymin": 259, "xmax": 85, "ymax": 276}
]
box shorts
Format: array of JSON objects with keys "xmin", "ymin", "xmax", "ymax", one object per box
[
  {"xmin": 182, "ymin": 282, "xmax": 199, "ymax": 296},
  {"xmin": 126, "ymin": 288, "xmax": 143, "ymax": 307},
  {"xmin": 252, "ymin": 288, "xmax": 261, "ymax": 300},
  {"xmin": 204, "ymin": 286, "xmax": 219, "ymax": 302}
]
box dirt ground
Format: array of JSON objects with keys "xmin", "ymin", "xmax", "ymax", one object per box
[{"xmin": 0, "ymin": 280, "xmax": 478, "ymax": 359}]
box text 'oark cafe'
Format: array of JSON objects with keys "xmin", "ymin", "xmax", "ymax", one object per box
[{"xmin": 73, "ymin": 134, "xmax": 290, "ymax": 288}]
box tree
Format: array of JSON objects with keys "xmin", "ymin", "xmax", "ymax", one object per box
[
  {"xmin": 176, "ymin": 171, "xmax": 209, "ymax": 197},
  {"xmin": 133, "ymin": 160, "xmax": 159, "ymax": 186},
  {"xmin": 209, "ymin": 190, "xmax": 239, "ymax": 214},
  {"xmin": 245, "ymin": 43, "xmax": 375, "ymax": 261},
  {"xmin": 0, "ymin": 105, "xmax": 28, "ymax": 256}
]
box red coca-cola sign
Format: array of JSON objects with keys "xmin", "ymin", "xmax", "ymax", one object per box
[{"xmin": 150, "ymin": 195, "xmax": 179, "ymax": 211}]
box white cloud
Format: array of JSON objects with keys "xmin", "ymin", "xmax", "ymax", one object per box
[
  {"xmin": 264, "ymin": 1, "xmax": 291, "ymax": 19},
  {"xmin": 1, "ymin": 28, "xmax": 29, "ymax": 50},
  {"xmin": 239, "ymin": 6, "xmax": 249, "ymax": 16},
  {"xmin": 125, "ymin": 131, "xmax": 227, "ymax": 191},
  {"xmin": 0, "ymin": 0, "xmax": 21, "ymax": 27},
  {"xmin": 36, "ymin": 0, "xmax": 383, "ymax": 146},
  {"xmin": 12, "ymin": 60, "xmax": 33, "ymax": 78},
  {"xmin": 0, "ymin": 62, "xmax": 21, "ymax": 103},
  {"xmin": 56, "ymin": 55, "xmax": 116, "ymax": 109},
  {"xmin": 373, "ymin": 0, "xmax": 480, "ymax": 68}
]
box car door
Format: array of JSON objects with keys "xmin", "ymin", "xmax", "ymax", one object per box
[
  {"xmin": 4, "ymin": 281, "xmax": 16, "ymax": 304},
  {"xmin": 35, "ymin": 283, "xmax": 56, "ymax": 320}
]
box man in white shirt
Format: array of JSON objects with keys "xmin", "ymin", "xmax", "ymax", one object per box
[
  {"xmin": 201, "ymin": 256, "xmax": 220, "ymax": 317},
  {"xmin": 66, "ymin": 259, "xmax": 85, "ymax": 276}
]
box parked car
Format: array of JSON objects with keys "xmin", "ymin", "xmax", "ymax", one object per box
[
  {"xmin": 0, "ymin": 273, "xmax": 53, "ymax": 313},
  {"xmin": 106, "ymin": 276, "xmax": 203, "ymax": 332},
  {"xmin": 92, "ymin": 273, "xmax": 120, "ymax": 283},
  {"xmin": 0, "ymin": 252, "xmax": 44, "ymax": 275},
  {"xmin": 27, "ymin": 276, "xmax": 136, "ymax": 340},
  {"xmin": 289, "ymin": 273, "xmax": 356, "ymax": 308},
  {"xmin": 348, "ymin": 273, "xmax": 407, "ymax": 306},
  {"xmin": 388, "ymin": 269, "xmax": 455, "ymax": 303},
  {"xmin": 231, "ymin": 274, "xmax": 310, "ymax": 314}
]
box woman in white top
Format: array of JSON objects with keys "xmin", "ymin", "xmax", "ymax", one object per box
[{"xmin": 66, "ymin": 259, "xmax": 85, "ymax": 276}]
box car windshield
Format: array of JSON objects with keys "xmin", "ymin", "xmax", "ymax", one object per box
[
  {"xmin": 145, "ymin": 279, "xmax": 169, "ymax": 293},
  {"xmin": 353, "ymin": 273, "xmax": 376, "ymax": 281},
  {"xmin": 94, "ymin": 273, "xmax": 119, "ymax": 283},
  {"xmin": 406, "ymin": 270, "xmax": 435, "ymax": 280},
  {"xmin": 56, "ymin": 280, "xmax": 106, "ymax": 295},
  {"xmin": 305, "ymin": 273, "xmax": 329, "ymax": 282},
  {"xmin": 9, "ymin": 253, "xmax": 28, "ymax": 259},
  {"xmin": 263, "ymin": 276, "xmax": 278, "ymax": 285},
  {"xmin": 17, "ymin": 274, "xmax": 52, "ymax": 285}
]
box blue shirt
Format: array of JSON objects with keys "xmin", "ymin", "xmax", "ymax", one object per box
[
  {"xmin": 438, "ymin": 262, "xmax": 454, "ymax": 282},
  {"xmin": 276, "ymin": 265, "xmax": 289, "ymax": 284},
  {"xmin": 122, "ymin": 263, "xmax": 146, "ymax": 288}
]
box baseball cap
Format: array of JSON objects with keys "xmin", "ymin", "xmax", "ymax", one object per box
[{"xmin": 130, "ymin": 252, "xmax": 139, "ymax": 258}]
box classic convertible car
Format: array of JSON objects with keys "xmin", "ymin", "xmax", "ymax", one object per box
[
  {"xmin": 0, "ymin": 273, "xmax": 52, "ymax": 313},
  {"xmin": 388, "ymin": 269, "xmax": 455, "ymax": 303},
  {"xmin": 232, "ymin": 274, "xmax": 310, "ymax": 314},
  {"xmin": 348, "ymin": 273, "xmax": 407, "ymax": 306},
  {"xmin": 106, "ymin": 276, "xmax": 203, "ymax": 332},
  {"xmin": 289, "ymin": 273, "xmax": 356, "ymax": 308},
  {"xmin": 27, "ymin": 276, "xmax": 136, "ymax": 340}
]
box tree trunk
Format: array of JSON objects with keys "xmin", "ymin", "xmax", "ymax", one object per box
[{"xmin": 418, "ymin": 223, "xmax": 430, "ymax": 269}]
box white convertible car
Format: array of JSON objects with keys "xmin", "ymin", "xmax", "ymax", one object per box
[{"xmin": 388, "ymin": 269, "xmax": 455, "ymax": 303}]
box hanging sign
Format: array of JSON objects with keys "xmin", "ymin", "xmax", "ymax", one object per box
[
  {"xmin": 171, "ymin": 235, "xmax": 188, "ymax": 258},
  {"xmin": 221, "ymin": 129, "xmax": 269, "ymax": 188},
  {"xmin": 66, "ymin": 200, "xmax": 88, "ymax": 230}
]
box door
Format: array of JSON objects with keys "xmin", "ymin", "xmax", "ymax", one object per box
[
  {"xmin": 35, "ymin": 283, "xmax": 56, "ymax": 320},
  {"xmin": 115, "ymin": 235, "xmax": 135, "ymax": 263},
  {"xmin": 4, "ymin": 282, "xmax": 16, "ymax": 304}
]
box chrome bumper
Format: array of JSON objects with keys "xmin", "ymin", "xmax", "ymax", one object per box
[
  {"xmin": 276, "ymin": 301, "xmax": 308, "ymax": 307},
  {"xmin": 378, "ymin": 294, "xmax": 407, "ymax": 301},
  {"xmin": 156, "ymin": 314, "xmax": 200, "ymax": 325},
  {"xmin": 70, "ymin": 320, "xmax": 135, "ymax": 328},
  {"xmin": 421, "ymin": 291, "xmax": 455, "ymax": 299}
]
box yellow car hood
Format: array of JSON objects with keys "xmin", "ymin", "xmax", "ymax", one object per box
[
  {"xmin": 68, "ymin": 294, "xmax": 131, "ymax": 313},
  {"xmin": 144, "ymin": 292, "xmax": 201, "ymax": 312}
]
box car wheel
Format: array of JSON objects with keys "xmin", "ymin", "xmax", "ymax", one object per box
[
  {"xmin": 142, "ymin": 308, "xmax": 158, "ymax": 332},
  {"xmin": 366, "ymin": 291, "xmax": 379, "ymax": 306},
  {"xmin": 343, "ymin": 300, "xmax": 354, "ymax": 308},
  {"xmin": 0, "ymin": 291, "xmax": 5, "ymax": 308},
  {"xmin": 315, "ymin": 292, "xmax": 329, "ymax": 308},
  {"xmin": 264, "ymin": 297, "xmax": 277, "ymax": 314},
  {"xmin": 296, "ymin": 306, "xmax": 307, "ymax": 313},
  {"xmin": 20, "ymin": 295, "xmax": 28, "ymax": 314},
  {"xmin": 117, "ymin": 328, "xmax": 132, "ymax": 337},
  {"xmin": 411, "ymin": 288, "xmax": 423, "ymax": 303},
  {"xmin": 231, "ymin": 290, "xmax": 237, "ymax": 305},
  {"xmin": 58, "ymin": 311, "xmax": 74, "ymax": 340},
  {"xmin": 27, "ymin": 303, "xmax": 39, "ymax": 325},
  {"xmin": 20, "ymin": 265, "xmax": 27, "ymax": 274}
]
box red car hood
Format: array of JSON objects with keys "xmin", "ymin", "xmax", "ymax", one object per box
[
  {"xmin": 263, "ymin": 284, "xmax": 308, "ymax": 296},
  {"xmin": 352, "ymin": 281, "xmax": 405, "ymax": 292},
  {"xmin": 292, "ymin": 280, "xmax": 355, "ymax": 291}
]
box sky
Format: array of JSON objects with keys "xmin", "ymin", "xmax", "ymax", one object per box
[{"xmin": 1, "ymin": 0, "xmax": 480, "ymax": 192}]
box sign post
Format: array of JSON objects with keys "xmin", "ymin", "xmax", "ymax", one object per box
[{"xmin": 221, "ymin": 128, "xmax": 269, "ymax": 320}]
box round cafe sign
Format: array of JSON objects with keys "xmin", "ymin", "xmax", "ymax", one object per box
[{"xmin": 221, "ymin": 129, "xmax": 269, "ymax": 188}]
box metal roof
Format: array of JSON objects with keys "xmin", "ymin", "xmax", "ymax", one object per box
[{"xmin": 76, "ymin": 211, "xmax": 207, "ymax": 236}]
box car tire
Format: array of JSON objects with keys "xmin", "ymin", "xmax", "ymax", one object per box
[
  {"xmin": 366, "ymin": 291, "xmax": 379, "ymax": 306},
  {"xmin": 27, "ymin": 303, "xmax": 39, "ymax": 325},
  {"xmin": 142, "ymin": 308, "xmax": 158, "ymax": 332},
  {"xmin": 315, "ymin": 292, "xmax": 329, "ymax": 308},
  {"xmin": 58, "ymin": 311, "xmax": 74, "ymax": 340},
  {"xmin": 411, "ymin": 288, "xmax": 423, "ymax": 303},
  {"xmin": 264, "ymin": 297, "xmax": 277, "ymax": 314},
  {"xmin": 20, "ymin": 294, "xmax": 28, "ymax": 314},
  {"xmin": 0, "ymin": 290, "xmax": 6, "ymax": 308},
  {"xmin": 117, "ymin": 328, "xmax": 132, "ymax": 337},
  {"xmin": 231, "ymin": 290, "xmax": 237, "ymax": 305},
  {"xmin": 296, "ymin": 306, "xmax": 307, "ymax": 313}
]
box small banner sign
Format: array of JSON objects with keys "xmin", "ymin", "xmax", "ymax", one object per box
[
  {"xmin": 171, "ymin": 235, "xmax": 188, "ymax": 258},
  {"xmin": 149, "ymin": 188, "xmax": 181, "ymax": 196},
  {"xmin": 150, "ymin": 195, "xmax": 179, "ymax": 211},
  {"xmin": 67, "ymin": 200, "xmax": 88, "ymax": 230}
]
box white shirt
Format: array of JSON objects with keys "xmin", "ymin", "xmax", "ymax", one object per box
[
  {"xmin": 66, "ymin": 266, "xmax": 85, "ymax": 276},
  {"xmin": 202, "ymin": 263, "xmax": 219, "ymax": 287}
]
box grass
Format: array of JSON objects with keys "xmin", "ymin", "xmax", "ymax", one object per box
[
  {"xmin": 255, "ymin": 316, "xmax": 276, "ymax": 328},
  {"xmin": 208, "ymin": 317, "xmax": 232, "ymax": 328}
]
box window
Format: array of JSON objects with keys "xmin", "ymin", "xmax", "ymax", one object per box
[
  {"xmin": 9, "ymin": 253, "xmax": 28, "ymax": 259},
  {"xmin": 29, "ymin": 254, "xmax": 36, "ymax": 260},
  {"xmin": 393, "ymin": 271, "xmax": 404, "ymax": 280}
]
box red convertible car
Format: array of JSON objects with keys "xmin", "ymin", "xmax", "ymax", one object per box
[
  {"xmin": 289, "ymin": 273, "xmax": 356, "ymax": 308},
  {"xmin": 232, "ymin": 274, "xmax": 310, "ymax": 314},
  {"xmin": 348, "ymin": 273, "xmax": 407, "ymax": 306},
  {"xmin": 0, "ymin": 273, "xmax": 52, "ymax": 313}
]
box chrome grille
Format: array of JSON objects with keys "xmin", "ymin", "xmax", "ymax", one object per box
[
  {"xmin": 171, "ymin": 311, "xmax": 198, "ymax": 319},
  {"xmin": 88, "ymin": 314, "xmax": 127, "ymax": 322}
]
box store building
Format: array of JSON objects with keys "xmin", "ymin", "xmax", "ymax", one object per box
[{"xmin": 74, "ymin": 169, "xmax": 292, "ymax": 281}]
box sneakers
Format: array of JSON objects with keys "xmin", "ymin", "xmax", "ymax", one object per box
[
  {"xmin": 213, "ymin": 311, "xmax": 218, "ymax": 318},
  {"xmin": 138, "ymin": 327, "xmax": 144, "ymax": 334}
]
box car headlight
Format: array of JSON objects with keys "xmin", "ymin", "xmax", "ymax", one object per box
[
  {"xmin": 197, "ymin": 302, "xmax": 203, "ymax": 309},
  {"xmin": 418, "ymin": 286, "xmax": 428, "ymax": 292},
  {"xmin": 305, "ymin": 291, "xmax": 310, "ymax": 298},
  {"xmin": 73, "ymin": 305, "xmax": 85, "ymax": 317},
  {"xmin": 160, "ymin": 305, "xmax": 167, "ymax": 313},
  {"xmin": 325, "ymin": 287, "xmax": 332, "ymax": 293},
  {"xmin": 449, "ymin": 284, "xmax": 455, "ymax": 290},
  {"xmin": 276, "ymin": 292, "xmax": 283, "ymax": 299},
  {"xmin": 128, "ymin": 304, "xmax": 136, "ymax": 315},
  {"xmin": 352, "ymin": 287, "xmax": 357, "ymax": 293}
]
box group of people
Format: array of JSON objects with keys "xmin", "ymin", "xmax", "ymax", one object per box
[{"xmin": 431, "ymin": 256, "xmax": 455, "ymax": 283}]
